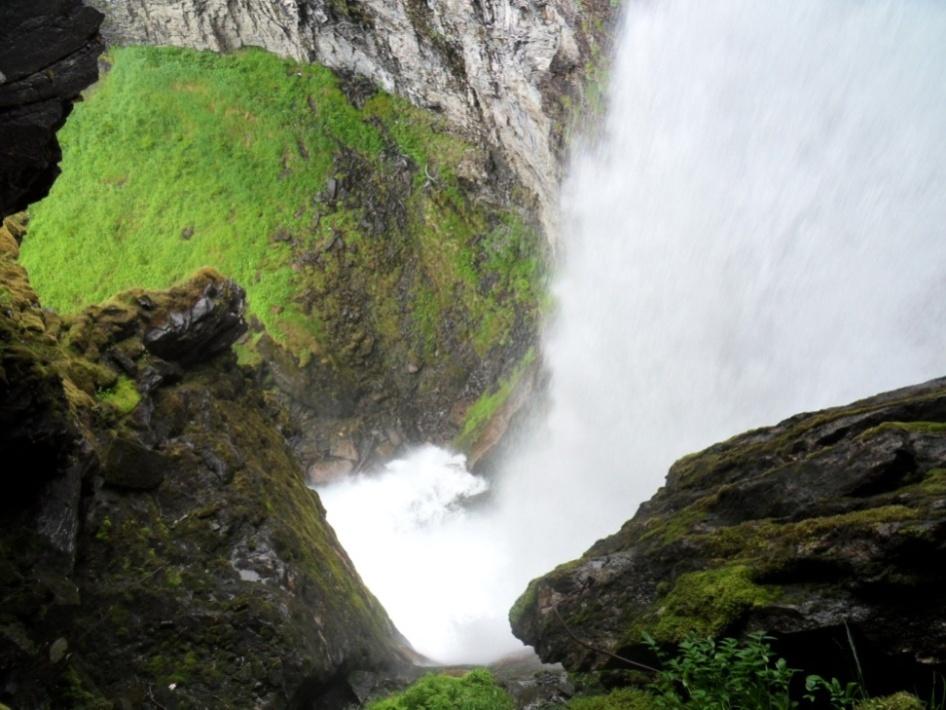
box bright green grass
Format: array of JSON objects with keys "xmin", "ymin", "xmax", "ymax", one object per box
[
  {"xmin": 367, "ymin": 669, "xmax": 515, "ymax": 710},
  {"xmin": 23, "ymin": 46, "xmax": 540, "ymax": 365}
]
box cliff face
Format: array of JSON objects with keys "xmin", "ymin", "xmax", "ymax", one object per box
[
  {"xmin": 88, "ymin": 0, "xmax": 615, "ymax": 233},
  {"xmin": 0, "ymin": 0, "xmax": 104, "ymax": 217},
  {"xmin": 0, "ymin": 219, "xmax": 412, "ymax": 707},
  {"xmin": 511, "ymin": 379, "xmax": 946, "ymax": 695}
]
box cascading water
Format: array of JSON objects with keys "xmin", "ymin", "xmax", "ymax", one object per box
[{"xmin": 316, "ymin": 0, "xmax": 946, "ymax": 664}]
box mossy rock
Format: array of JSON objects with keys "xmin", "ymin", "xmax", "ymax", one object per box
[
  {"xmin": 100, "ymin": 435, "xmax": 170, "ymax": 489},
  {"xmin": 511, "ymin": 377, "xmax": 946, "ymax": 697},
  {"xmin": 0, "ymin": 268, "xmax": 411, "ymax": 707}
]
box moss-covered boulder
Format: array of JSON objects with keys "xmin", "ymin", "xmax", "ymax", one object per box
[
  {"xmin": 0, "ymin": 256, "xmax": 411, "ymax": 707},
  {"xmin": 511, "ymin": 379, "xmax": 946, "ymax": 696}
]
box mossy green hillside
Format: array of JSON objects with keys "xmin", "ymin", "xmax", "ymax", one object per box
[
  {"xmin": 23, "ymin": 46, "xmax": 545, "ymax": 380},
  {"xmin": 0, "ymin": 265, "xmax": 409, "ymax": 706}
]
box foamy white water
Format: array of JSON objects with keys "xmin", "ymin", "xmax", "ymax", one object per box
[
  {"xmin": 318, "ymin": 0, "xmax": 946, "ymax": 663},
  {"xmin": 316, "ymin": 446, "xmax": 514, "ymax": 664}
]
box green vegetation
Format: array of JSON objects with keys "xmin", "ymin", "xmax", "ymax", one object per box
[
  {"xmin": 23, "ymin": 46, "xmax": 545, "ymax": 372},
  {"xmin": 628, "ymin": 566, "xmax": 779, "ymax": 643},
  {"xmin": 367, "ymin": 669, "xmax": 514, "ymax": 710},
  {"xmin": 568, "ymin": 688, "xmax": 655, "ymax": 709},
  {"xmin": 856, "ymin": 693, "xmax": 926, "ymax": 710},
  {"xmin": 455, "ymin": 347, "xmax": 536, "ymax": 450},
  {"xmin": 643, "ymin": 633, "xmax": 803, "ymax": 709},
  {"xmin": 636, "ymin": 633, "xmax": 929, "ymax": 709},
  {"xmin": 96, "ymin": 375, "xmax": 141, "ymax": 414}
]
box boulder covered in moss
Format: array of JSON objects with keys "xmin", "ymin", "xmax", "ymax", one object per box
[
  {"xmin": 22, "ymin": 44, "xmax": 549, "ymax": 475},
  {"xmin": 0, "ymin": 259, "xmax": 412, "ymax": 708},
  {"xmin": 511, "ymin": 379, "xmax": 946, "ymax": 695}
]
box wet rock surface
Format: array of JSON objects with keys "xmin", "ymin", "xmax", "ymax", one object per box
[
  {"xmin": 511, "ymin": 378, "xmax": 946, "ymax": 696},
  {"xmin": 142, "ymin": 279, "xmax": 247, "ymax": 364},
  {"xmin": 0, "ymin": 0, "xmax": 104, "ymax": 217},
  {"xmin": 0, "ymin": 259, "xmax": 412, "ymax": 707}
]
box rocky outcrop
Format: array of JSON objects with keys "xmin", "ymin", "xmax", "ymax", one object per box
[
  {"xmin": 511, "ymin": 379, "xmax": 946, "ymax": 696},
  {"xmin": 0, "ymin": 0, "xmax": 104, "ymax": 218},
  {"xmin": 0, "ymin": 239, "xmax": 411, "ymax": 706},
  {"xmin": 88, "ymin": 0, "xmax": 615, "ymax": 234},
  {"xmin": 142, "ymin": 277, "xmax": 247, "ymax": 364}
]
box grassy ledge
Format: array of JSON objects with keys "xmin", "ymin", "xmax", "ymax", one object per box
[{"xmin": 23, "ymin": 46, "xmax": 546, "ymax": 375}]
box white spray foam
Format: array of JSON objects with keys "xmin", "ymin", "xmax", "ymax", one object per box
[{"xmin": 317, "ymin": 0, "xmax": 946, "ymax": 663}]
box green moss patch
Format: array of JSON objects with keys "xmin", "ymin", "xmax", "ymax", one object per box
[
  {"xmin": 856, "ymin": 693, "xmax": 925, "ymax": 710},
  {"xmin": 367, "ymin": 669, "xmax": 514, "ymax": 710},
  {"xmin": 509, "ymin": 578, "xmax": 539, "ymax": 630},
  {"xmin": 632, "ymin": 565, "xmax": 779, "ymax": 643},
  {"xmin": 568, "ymin": 688, "xmax": 654, "ymax": 710}
]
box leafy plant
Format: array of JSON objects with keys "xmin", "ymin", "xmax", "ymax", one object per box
[{"xmin": 644, "ymin": 632, "xmax": 798, "ymax": 709}]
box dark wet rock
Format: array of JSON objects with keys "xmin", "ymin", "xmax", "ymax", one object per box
[
  {"xmin": 0, "ymin": 0, "xmax": 104, "ymax": 218},
  {"xmin": 511, "ymin": 378, "xmax": 946, "ymax": 697},
  {"xmin": 0, "ymin": 225, "xmax": 76, "ymax": 507},
  {"xmin": 101, "ymin": 435, "xmax": 171, "ymax": 490},
  {"xmin": 143, "ymin": 278, "xmax": 247, "ymax": 364}
]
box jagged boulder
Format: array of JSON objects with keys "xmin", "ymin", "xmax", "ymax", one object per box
[
  {"xmin": 0, "ymin": 262, "xmax": 412, "ymax": 708},
  {"xmin": 142, "ymin": 277, "xmax": 247, "ymax": 364},
  {"xmin": 511, "ymin": 379, "xmax": 946, "ymax": 695}
]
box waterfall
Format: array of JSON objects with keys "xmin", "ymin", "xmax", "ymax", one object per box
[{"xmin": 317, "ymin": 0, "xmax": 946, "ymax": 664}]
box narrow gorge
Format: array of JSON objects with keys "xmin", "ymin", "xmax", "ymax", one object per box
[{"xmin": 1, "ymin": 1, "xmax": 945, "ymax": 709}]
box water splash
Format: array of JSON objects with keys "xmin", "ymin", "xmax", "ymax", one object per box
[
  {"xmin": 316, "ymin": 446, "xmax": 513, "ymax": 663},
  {"xmin": 317, "ymin": 0, "xmax": 946, "ymax": 663}
]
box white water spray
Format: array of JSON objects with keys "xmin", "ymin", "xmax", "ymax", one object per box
[{"xmin": 318, "ymin": 0, "xmax": 946, "ymax": 663}]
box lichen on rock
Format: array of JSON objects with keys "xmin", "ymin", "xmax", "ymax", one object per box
[{"xmin": 511, "ymin": 378, "xmax": 946, "ymax": 696}]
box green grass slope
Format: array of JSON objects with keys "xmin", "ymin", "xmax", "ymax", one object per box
[{"xmin": 22, "ymin": 46, "xmax": 544, "ymax": 375}]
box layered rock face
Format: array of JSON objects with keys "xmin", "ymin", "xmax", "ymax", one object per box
[
  {"xmin": 0, "ymin": 0, "xmax": 104, "ymax": 217},
  {"xmin": 0, "ymin": 226, "xmax": 411, "ymax": 706},
  {"xmin": 512, "ymin": 379, "xmax": 946, "ymax": 694},
  {"xmin": 88, "ymin": 0, "xmax": 614, "ymax": 232}
]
